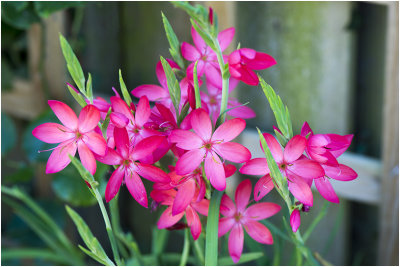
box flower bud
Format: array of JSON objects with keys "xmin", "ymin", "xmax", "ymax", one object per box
[
  {"xmin": 209, "ymin": 7, "xmax": 214, "ymax": 25},
  {"xmin": 290, "ymin": 209, "xmax": 301, "ymax": 232}
]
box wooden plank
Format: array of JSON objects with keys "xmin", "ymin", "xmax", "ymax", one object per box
[
  {"xmin": 240, "ymin": 129, "xmax": 382, "ymax": 204},
  {"xmin": 377, "ymin": 2, "xmax": 399, "ymax": 265}
]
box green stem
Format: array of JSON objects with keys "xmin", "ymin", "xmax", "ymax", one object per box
[
  {"xmin": 93, "ymin": 187, "xmax": 121, "ymax": 265},
  {"xmin": 213, "ymin": 40, "xmax": 230, "ymax": 120},
  {"xmin": 193, "ymin": 60, "xmax": 202, "ymax": 108},
  {"xmin": 205, "ymin": 190, "xmax": 224, "ymax": 266},
  {"xmin": 180, "ymin": 228, "xmax": 191, "ymax": 266},
  {"xmin": 109, "ymin": 195, "xmax": 129, "ymax": 259},
  {"xmin": 193, "ymin": 237, "xmax": 205, "ymax": 265}
]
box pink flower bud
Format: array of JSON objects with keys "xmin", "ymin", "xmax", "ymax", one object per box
[
  {"xmin": 290, "ymin": 209, "xmax": 301, "ymax": 232},
  {"xmin": 209, "ymin": 7, "xmax": 214, "ymax": 25}
]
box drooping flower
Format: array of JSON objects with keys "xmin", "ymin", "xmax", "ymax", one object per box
[
  {"xmin": 218, "ymin": 179, "xmax": 281, "ymax": 263},
  {"xmin": 290, "ymin": 209, "xmax": 301, "ymax": 232},
  {"xmin": 32, "ymin": 101, "xmax": 107, "ymax": 174},
  {"xmin": 97, "ymin": 127, "xmax": 169, "ymax": 207},
  {"xmin": 228, "ymin": 48, "xmax": 276, "ymax": 86},
  {"xmin": 169, "ymin": 108, "xmax": 251, "ymax": 191},
  {"xmin": 240, "ymin": 133, "xmax": 324, "ymax": 205}
]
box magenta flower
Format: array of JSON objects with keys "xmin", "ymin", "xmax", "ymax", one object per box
[
  {"xmin": 228, "ymin": 48, "xmax": 276, "ymax": 86},
  {"xmin": 32, "ymin": 101, "xmax": 106, "ymax": 175},
  {"xmin": 97, "ymin": 127, "xmax": 169, "ymax": 207},
  {"xmin": 169, "ymin": 108, "xmax": 251, "ymax": 191},
  {"xmin": 290, "ymin": 209, "xmax": 301, "ymax": 232},
  {"xmin": 152, "ymin": 188, "xmax": 209, "ymax": 240},
  {"xmin": 240, "ymin": 133, "xmax": 324, "ymax": 206},
  {"xmin": 218, "ymin": 179, "xmax": 281, "ymax": 263}
]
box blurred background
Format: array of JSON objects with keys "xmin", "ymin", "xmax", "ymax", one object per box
[{"xmin": 1, "ymin": 1, "xmax": 398, "ymax": 266}]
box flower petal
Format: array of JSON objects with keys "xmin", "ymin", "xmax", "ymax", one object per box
[
  {"xmin": 315, "ymin": 177, "xmax": 340, "ymax": 203},
  {"xmin": 220, "ymin": 194, "xmax": 236, "ymax": 217},
  {"xmin": 83, "ymin": 131, "xmax": 107, "ymax": 156},
  {"xmin": 135, "ymin": 163, "xmax": 169, "ymax": 182},
  {"xmin": 235, "ymin": 179, "xmax": 252, "ymax": 212},
  {"xmin": 172, "ymin": 179, "xmax": 196, "ymax": 216},
  {"xmin": 212, "ymin": 118, "xmax": 246, "ymax": 142},
  {"xmin": 131, "ymin": 84, "xmax": 169, "ymax": 101},
  {"xmin": 244, "ymin": 202, "xmax": 281, "ymax": 221},
  {"xmin": 218, "ymin": 217, "xmax": 235, "ymax": 237},
  {"xmin": 186, "ymin": 206, "xmax": 202, "ymax": 240},
  {"xmin": 205, "ymin": 151, "xmax": 226, "ymax": 191},
  {"xmin": 181, "ymin": 42, "xmax": 201, "ymax": 61},
  {"xmin": 213, "ymin": 142, "xmax": 251, "ymax": 163},
  {"xmin": 32, "ymin": 123, "xmax": 74, "ymax": 144},
  {"xmin": 191, "ymin": 108, "xmax": 212, "ymax": 141},
  {"xmin": 113, "ymin": 127, "xmax": 129, "ymax": 159},
  {"xmin": 157, "ymin": 206, "xmax": 184, "ymax": 229},
  {"xmin": 78, "ymin": 141, "xmax": 96, "ymax": 175},
  {"xmin": 239, "ymin": 158, "xmax": 269, "ymax": 176},
  {"xmin": 176, "ymin": 148, "xmax": 205, "ymax": 176},
  {"xmin": 169, "ymin": 129, "xmax": 203, "ymax": 150},
  {"xmin": 287, "ymin": 172, "xmax": 313, "ymax": 206},
  {"xmin": 95, "ymin": 148, "xmax": 123, "ymax": 165},
  {"xmin": 132, "ymin": 135, "xmax": 165, "ymax": 161},
  {"xmin": 290, "ymin": 209, "xmax": 301, "ymax": 232},
  {"xmin": 289, "ymin": 159, "xmax": 324, "ymax": 179},
  {"xmin": 46, "ymin": 141, "xmax": 77, "ymax": 174},
  {"xmin": 262, "ymin": 133, "xmax": 283, "ymax": 163},
  {"xmin": 253, "ymin": 174, "xmax": 274, "ymax": 201},
  {"xmin": 105, "ymin": 166, "xmax": 124, "ymax": 202},
  {"xmin": 135, "ymin": 96, "xmax": 151, "ymax": 128},
  {"xmin": 110, "ymin": 112, "xmax": 129, "ymax": 128},
  {"xmin": 78, "ymin": 105, "xmax": 100, "ymax": 133},
  {"xmin": 191, "ymin": 26, "xmax": 207, "ymax": 53},
  {"xmin": 48, "ymin": 100, "xmax": 78, "ymax": 130},
  {"xmin": 327, "ymin": 164, "xmax": 358, "ymax": 181},
  {"xmin": 246, "ymin": 52, "xmax": 276, "ymax": 70},
  {"xmin": 110, "ymin": 96, "xmax": 134, "ymax": 122},
  {"xmin": 218, "ymin": 27, "xmax": 235, "ymax": 51},
  {"xmin": 228, "ymin": 224, "xmax": 244, "ymax": 263},
  {"xmin": 283, "ymin": 135, "xmax": 306, "ymax": 163},
  {"xmin": 191, "ymin": 199, "xmax": 209, "ymax": 216},
  {"xmin": 244, "ymin": 220, "xmax": 273, "ymax": 244},
  {"xmin": 125, "ymin": 170, "xmax": 148, "ymax": 208}
]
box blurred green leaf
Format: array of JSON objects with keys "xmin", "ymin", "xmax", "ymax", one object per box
[
  {"xmin": 60, "ymin": 34, "xmax": 86, "ymax": 93},
  {"xmin": 1, "ymin": 2, "xmax": 40, "ymax": 30},
  {"xmin": 161, "ymin": 12, "xmax": 185, "ymax": 69},
  {"xmin": 218, "ymin": 252, "xmax": 264, "ymax": 265},
  {"xmin": 1, "ymin": 113, "xmax": 17, "ymax": 156},
  {"xmin": 34, "ymin": 2, "xmax": 83, "ymax": 18},
  {"xmin": 3, "ymin": 165, "xmax": 33, "ymax": 183},
  {"xmin": 160, "ymin": 56, "xmax": 181, "ymax": 117},
  {"xmin": 118, "ymin": 69, "xmax": 132, "ymax": 106}
]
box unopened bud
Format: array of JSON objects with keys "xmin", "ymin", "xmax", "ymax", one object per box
[{"xmin": 209, "ymin": 7, "xmax": 214, "ymax": 25}]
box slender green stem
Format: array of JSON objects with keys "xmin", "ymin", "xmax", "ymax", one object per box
[
  {"xmin": 109, "ymin": 195, "xmax": 129, "ymax": 259},
  {"xmin": 205, "ymin": 190, "xmax": 224, "ymax": 266},
  {"xmin": 192, "ymin": 237, "xmax": 205, "ymax": 265},
  {"xmin": 213, "ymin": 40, "xmax": 230, "ymax": 120},
  {"xmin": 180, "ymin": 228, "xmax": 191, "ymax": 266},
  {"xmin": 93, "ymin": 187, "xmax": 121, "ymax": 265}
]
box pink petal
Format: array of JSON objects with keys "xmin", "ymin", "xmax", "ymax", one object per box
[
  {"xmin": 110, "ymin": 112, "xmax": 129, "ymax": 128},
  {"xmin": 131, "ymin": 84, "xmax": 169, "ymax": 101},
  {"xmin": 105, "ymin": 166, "xmax": 124, "ymax": 202},
  {"xmin": 135, "ymin": 163, "xmax": 169, "ymax": 182},
  {"xmin": 315, "ymin": 177, "xmax": 340, "ymax": 203},
  {"xmin": 191, "ymin": 199, "xmax": 209, "ymax": 216},
  {"xmin": 169, "ymin": 129, "xmax": 203, "ymax": 150},
  {"xmin": 48, "ymin": 100, "xmax": 78, "ymax": 130},
  {"xmin": 228, "ymin": 224, "xmax": 244, "ymax": 263},
  {"xmin": 213, "ymin": 142, "xmax": 251, "ymax": 163},
  {"xmin": 172, "ymin": 179, "xmax": 196, "ymax": 216},
  {"xmin": 300, "ymin": 121, "xmax": 313, "ymax": 137},
  {"xmin": 132, "ymin": 135, "xmax": 165, "ymax": 161},
  {"xmin": 228, "ymin": 50, "xmax": 241, "ymax": 65},
  {"xmin": 77, "ymin": 141, "xmax": 96, "ymax": 175},
  {"xmin": 220, "ymin": 194, "xmax": 236, "ymax": 217},
  {"xmin": 83, "ymin": 131, "xmax": 107, "ymax": 156},
  {"xmin": 287, "ymin": 172, "xmax": 313, "ymax": 206},
  {"xmin": 176, "ymin": 148, "xmax": 205, "ymax": 176},
  {"xmin": 283, "ymin": 135, "xmax": 306, "ymax": 163},
  {"xmin": 239, "ymin": 158, "xmax": 269, "ymax": 176},
  {"xmin": 218, "ymin": 27, "xmax": 235, "ymax": 51},
  {"xmin": 186, "ymin": 206, "xmax": 202, "ymax": 240},
  {"xmin": 135, "ymin": 96, "xmax": 151, "ymax": 128},
  {"xmin": 289, "ymin": 159, "xmax": 324, "ymax": 179},
  {"xmin": 78, "ymin": 105, "xmax": 100, "ymax": 133},
  {"xmin": 327, "ymin": 164, "xmax": 358, "ymax": 181},
  {"xmin": 125, "ymin": 170, "xmax": 148, "ymax": 208},
  {"xmin": 254, "ymin": 174, "xmax": 275, "ymax": 201},
  {"xmin": 244, "ymin": 220, "xmax": 273, "ymax": 244},
  {"xmin": 227, "ymin": 100, "xmax": 256, "ymax": 119},
  {"xmin": 239, "ymin": 48, "xmax": 256, "ymax": 59},
  {"xmin": 235, "ymin": 179, "xmax": 252, "ymax": 212},
  {"xmin": 113, "ymin": 127, "xmax": 129, "ymax": 159},
  {"xmin": 95, "ymin": 148, "xmax": 123, "ymax": 165},
  {"xmin": 212, "ymin": 118, "xmax": 246, "ymax": 142},
  {"xmin": 218, "ymin": 217, "xmax": 235, "ymax": 237},
  {"xmin": 110, "ymin": 96, "xmax": 134, "ymax": 122},
  {"xmin": 205, "ymin": 151, "xmax": 226, "ymax": 191},
  {"xmin": 32, "ymin": 123, "xmax": 74, "ymax": 144},
  {"xmin": 191, "ymin": 108, "xmax": 212, "ymax": 141},
  {"xmin": 224, "ymin": 164, "xmax": 237, "ymax": 178},
  {"xmin": 45, "ymin": 141, "xmax": 77, "ymax": 174},
  {"xmin": 237, "ymin": 66, "xmax": 259, "ymax": 86},
  {"xmin": 262, "ymin": 133, "xmax": 283, "ymax": 163},
  {"xmin": 244, "ymin": 202, "xmax": 281, "ymax": 221},
  {"xmin": 290, "ymin": 209, "xmax": 301, "ymax": 232},
  {"xmin": 205, "ymin": 65, "xmax": 222, "ymax": 89},
  {"xmin": 191, "ymin": 27, "xmax": 207, "ymax": 53},
  {"xmin": 326, "ymin": 134, "xmax": 353, "ymax": 158},
  {"xmin": 181, "ymin": 42, "xmax": 201, "ymax": 61},
  {"xmin": 246, "ymin": 52, "xmax": 277, "ymax": 70},
  {"xmin": 157, "ymin": 206, "xmax": 184, "ymax": 229}
]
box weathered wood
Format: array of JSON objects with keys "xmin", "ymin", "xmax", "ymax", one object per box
[{"xmin": 377, "ymin": 2, "xmax": 399, "ymax": 265}]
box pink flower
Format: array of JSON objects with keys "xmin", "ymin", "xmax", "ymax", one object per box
[
  {"xmin": 97, "ymin": 127, "xmax": 169, "ymax": 207},
  {"xmin": 169, "ymin": 108, "xmax": 251, "ymax": 191},
  {"xmin": 240, "ymin": 133, "xmax": 324, "ymax": 206},
  {"xmin": 32, "ymin": 101, "xmax": 106, "ymax": 175},
  {"xmin": 218, "ymin": 179, "xmax": 281, "ymax": 263},
  {"xmin": 290, "ymin": 209, "xmax": 301, "ymax": 232},
  {"xmin": 228, "ymin": 48, "xmax": 276, "ymax": 86},
  {"xmin": 152, "ymin": 188, "xmax": 209, "ymax": 240},
  {"xmin": 181, "ymin": 27, "xmax": 235, "ymax": 87}
]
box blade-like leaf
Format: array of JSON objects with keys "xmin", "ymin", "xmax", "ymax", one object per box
[
  {"xmin": 160, "ymin": 56, "xmax": 181, "ymax": 117},
  {"xmin": 67, "ymin": 84, "xmax": 87, "ymax": 107},
  {"xmin": 193, "ymin": 60, "xmax": 201, "ymax": 108},
  {"xmin": 190, "ymin": 18, "xmax": 215, "ymax": 51},
  {"xmin": 86, "ymin": 73, "xmax": 93, "ymax": 102},
  {"xmin": 205, "ymin": 190, "xmax": 223, "ymax": 266},
  {"xmin": 161, "ymin": 12, "xmax": 185, "ymax": 69},
  {"xmin": 218, "ymin": 252, "xmax": 264, "ymax": 265},
  {"xmin": 119, "ymin": 69, "xmax": 132, "ymax": 106}
]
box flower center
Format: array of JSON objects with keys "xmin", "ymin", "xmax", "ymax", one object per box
[
  {"xmin": 123, "ymin": 159, "xmax": 131, "ymax": 166},
  {"xmin": 234, "ymin": 212, "xmax": 243, "ymax": 222},
  {"xmin": 75, "ymin": 131, "xmax": 83, "ymax": 139},
  {"xmin": 204, "ymin": 143, "xmax": 213, "ymax": 150},
  {"xmin": 280, "ymin": 163, "xmax": 287, "ymax": 170}
]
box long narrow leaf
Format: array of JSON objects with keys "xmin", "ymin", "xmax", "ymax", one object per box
[
  {"xmin": 161, "ymin": 12, "xmax": 185, "ymax": 69},
  {"xmin": 160, "ymin": 56, "xmax": 181, "ymax": 117},
  {"xmin": 205, "ymin": 190, "xmax": 223, "ymax": 266},
  {"xmin": 118, "ymin": 69, "xmax": 133, "ymax": 106},
  {"xmin": 218, "ymin": 252, "xmax": 264, "ymax": 265},
  {"xmin": 1, "ymin": 248, "xmax": 71, "ymax": 264}
]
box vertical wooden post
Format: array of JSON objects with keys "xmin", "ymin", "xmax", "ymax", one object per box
[{"xmin": 378, "ymin": 2, "xmax": 399, "ymax": 265}]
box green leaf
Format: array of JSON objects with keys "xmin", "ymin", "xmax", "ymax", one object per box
[
  {"xmin": 66, "ymin": 205, "xmax": 114, "ymax": 266},
  {"xmin": 86, "ymin": 73, "xmax": 93, "ymax": 101},
  {"xmin": 101, "ymin": 107, "xmax": 112, "ymax": 138},
  {"xmin": 177, "ymin": 102, "xmax": 190, "ymax": 127},
  {"xmin": 218, "ymin": 252, "xmax": 264, "ymax": 265},
  {"xmin": 171, "ymin": 1, "xmax": 199, "ymax": 21},
  {"xmin": 118, "ymin": 69, "xmax": 132, "ymax": 106},
  {"xmin": 3, "ymin": 165, "xmax": 33, "ymax": 183},
  {"xmin": 1, "ymin": 248, "xmax": 70, "ymax": 264},
  {"xmin": 1, "ymin": 2, "xmax": 40, "ymax": 30},
  {"xmin": 68, "ymin": 155, "xmax": 96, "ymax": 185},
  {"xmin": 161, "ymin": 12, "xmax": 185, "ymax": 69},
  {"xmin": 205, "ymin": 190, "xmax": 224, "ymax": 266},
  {"xmin": 1, "ymin": 113, "xmax": 17, "ymax": 156},
  {"xmin": 59, "ymin": 34, "xmax": 85, "ymax": 93},
  {"xmin": 67, "ymin": 84, "xmax": 87, "ymax": 107},
  {"xmin": 259, "ymin": 76, "xmax": 293, "ymax": 140},
  {"xmin": 34, "ymin": 2, "xmax": 83, "ymax": 18},
  {"xmin": 160, "ymin": 56, "xmax": 181, "ymax": 117},
  {"xmin": 193, "ymin": 61, "xmax": 201, "ymax": 108},
  {"xmin": 179, "ymin": 228, "xmax": 190, "ymax": 266}
]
